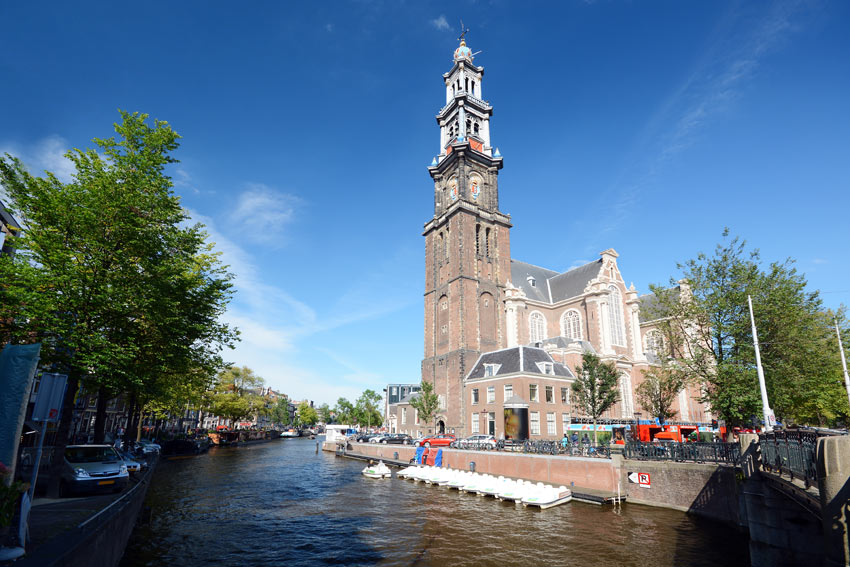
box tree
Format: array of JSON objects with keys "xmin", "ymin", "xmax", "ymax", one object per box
[
  {"xmin": 208, "ymin": 366, "xmax": 265, "ymax": 425},
  {"xmin": 646, "ymin": 230, "xmax": 849, "ymax": 427},
  {"xmin": 636, "ymin": 361, "xmax": 688, "ymax": 424},
  {"xmin": 571, "ymin": 353, "xmax": 619, "ymax": 445},
  {"xmin": 317, "ymin": 403, "xmax": 332, "ymax": 424},
  {"xmin": 0, "ymin": 111, "xmax": 237, "ymax": 496},
  {"xmin": 410, "ymin": 380, "xmax": 440, "ymax": 434},
  {"xmin": 269, "ymin": 395, "xmax": 291, "ymax": 426},
  {"xmin": 355, "ymin": 389, "xmax": 383, "ymax": 430},
  {"xmin": 296, "ymin": 401, "xmax": 318, "ymax": 427},
  {"xmin": 334, "ymin": 398, "xmax": 356, "ymax": 425}
]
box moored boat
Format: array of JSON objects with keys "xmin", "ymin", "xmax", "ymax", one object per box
[{"xmin": 362, "ymin": 461, "xmax": 392, "ymax": 479}]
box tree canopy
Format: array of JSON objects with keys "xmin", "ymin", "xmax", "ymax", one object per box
[
  {"xmin": 410, "ymin": 380, "xmax": 440, "ymax": 433},
  {"xmin": 571, "ymin": 352, "xmax": 620, "ymax": 444}
]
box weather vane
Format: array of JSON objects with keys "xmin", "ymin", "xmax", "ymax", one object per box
[{"xmin": 458, "ymin": 19, "xmax": 470, "ymax": 43}]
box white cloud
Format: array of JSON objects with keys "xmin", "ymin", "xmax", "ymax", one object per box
[
  {"xmin": 0, "ymin": 135, "xmax": 76, "ymax": 183},
  {"xmin": 173, "ymin": 168, "xmax": 200, "ymax": 194},
  {"xmin": 812, "ymin": 258, "xmax": 827, "ymax": 265},
  {"xmin": 431, "ymin": 15, "xmax": 450, "ymax": 31},
  {"xmin": 230, "ymin": 183, "xmax": 302, "ymax": 245},
  {"xmin": 325, "ymin": 23, "xmax": 334, "ymax": 33}
]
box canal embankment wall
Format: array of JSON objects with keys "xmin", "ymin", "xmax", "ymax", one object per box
[
  {"xmin": 15, "ymin": 460, "xmax": 156, "ymax": 567},
  {"xmin": 329, "ymin": 442, "xmax": 743, "ymax": 527}
]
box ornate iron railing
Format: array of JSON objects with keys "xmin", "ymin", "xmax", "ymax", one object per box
[
  {"xmin": 758, "ymin": 430, "xmax": 820, "ymax": 488},
  {"xmin": 448, "ymin": 439, "xmax": 612, "ymax": 458},
  {"xmin": 623, "ymin": 441, "xmax": 741, "ymax": 464}
]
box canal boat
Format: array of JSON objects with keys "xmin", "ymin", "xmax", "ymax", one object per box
[
  {"xmin": 280, "ymin": 429, "xmax": 300, "ymax": 438},
  {"xmin": 521, "ymin": 484, "xmax": 573, "ymax": 509},
  {"xmin": 361, "ymin": 461, "xmax": 392, "ymax": 479},
  {"xmin": 160, "ymin": 438, "xmax": 210, "ymax": 460}
]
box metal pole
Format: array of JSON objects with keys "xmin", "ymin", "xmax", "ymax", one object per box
[
  {"xmin": 748, "ymin": 295, "xmax": 774, "ymax": 432},
  {"xmin": 835, "ymin": 318, "xmax": 850, "ymax": 413},
  {"xmin": 27, "ymin": 421, "xmax": 47, "ymax": 500}
]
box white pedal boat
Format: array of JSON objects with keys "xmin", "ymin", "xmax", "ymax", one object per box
[
  {"xmin": 361, "ymin": 461, "xmax": 392, "ymax": 479},
  {"xmin": 522, "ymin": 484, "xmax": 573, "ymax": 509}
]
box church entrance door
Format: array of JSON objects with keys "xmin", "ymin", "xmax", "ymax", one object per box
[{"xmin": 437, "ymin": 420, "xmax": 445, "ymax": 434}]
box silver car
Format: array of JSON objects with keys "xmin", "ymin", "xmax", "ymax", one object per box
[{"xmin": 61, "ymin": 445, "xmax": 130, "ymax": 496}]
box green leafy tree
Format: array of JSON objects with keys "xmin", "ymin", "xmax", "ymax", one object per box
[
  {"xmin": 296, "ymin": 401, "xmax": 318, "ymax": 427},
  {"xmin": 334, "ymin": 397, "xmax": 356, "ymax": 425},
  {"xmin": 636, "ymin": 361, "xmax": 688, "ymax": 424},
  {"xmin": 410, "ymin": 380, "xmax": 440, "ymax": 434},
  {"xmin": 317, "ymin": 403, "xmax": 332, "ymax": 424},
  {"xmin": 571, "ymin": 353, "xmax": 620, "ymax": 445},
  {"xmin": 208, "ymin": 366, "xmax": 265, "ymax": 425},
  {"xmin": 355, "ymin": 389, "xmax": 383, "ymax": 430},
  {"xmin": 646, "ymin": 230, "xmax": 849, "ymax": 427},
  {"xmin": 269, "ymin": 395, "xmax": 291, "ymax": 426},
  {"xmin": 0, "ymin": 111, "xmax": 237, "ymax": 496}
]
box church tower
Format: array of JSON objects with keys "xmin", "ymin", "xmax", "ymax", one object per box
[{"xmin": 422, "ymin": 38, "xmax": 512, "ymax": 435}]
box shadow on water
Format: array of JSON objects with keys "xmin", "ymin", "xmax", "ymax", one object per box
[{"xmin": 121, "ymin": 438, "xmax": 750, "ymax": 567}]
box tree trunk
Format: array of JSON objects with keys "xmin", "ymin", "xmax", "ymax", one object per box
[
  {"xmin": 92, "ymin": 386, "xmax": 110, "ymax": 444},
  {"xmin": 123, "ymin": 392, "xmax": 136, "ymax": 449},
  {"xmin": 46, "ymin": 369, "xmax": 80, "ymax": 498},
  {"xmin": 593, "ymin": 417, "xmax": 598, "ymax": 446}
]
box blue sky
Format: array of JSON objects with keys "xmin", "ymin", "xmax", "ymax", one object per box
[{"xmin": 2, "ymin": 1, "xmax": 848, "ymax": 405}]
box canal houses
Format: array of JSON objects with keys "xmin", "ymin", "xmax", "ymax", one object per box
[{"xmin": 421, "ymin": 38, "xmax": 713, "ymax": 440}]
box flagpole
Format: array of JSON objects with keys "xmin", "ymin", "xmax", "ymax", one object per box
[{"xmin": 748, "ymin": 295, "xmax": 774, "ymax": 432}]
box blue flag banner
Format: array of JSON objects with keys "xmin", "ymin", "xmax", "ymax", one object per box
[{"xmin": 0, "ymin": 343, "xmax": 41, "ymax": 480}]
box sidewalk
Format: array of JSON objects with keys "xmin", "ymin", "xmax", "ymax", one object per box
[{"xmin": 26, "ymin": 493, "xmax": 121, "ymax": 550}]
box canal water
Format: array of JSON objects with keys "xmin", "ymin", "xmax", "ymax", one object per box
[{"xmin": 121, "ymin": 437, "xmax": 750, "ymax": 567}]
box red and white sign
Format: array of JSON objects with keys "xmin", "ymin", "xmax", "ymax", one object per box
[{"xmin": 628, "ymin": 471, "xmax": 652, "ymax": 489}]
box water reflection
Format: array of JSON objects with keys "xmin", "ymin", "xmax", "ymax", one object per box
[{"xmin": 121, "ymin": 438, "xmax": 750, "ymax": 566}]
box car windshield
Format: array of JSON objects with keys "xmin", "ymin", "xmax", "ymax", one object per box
[{"xmin": 66, "ymin": 446, "xmax": 120, "ymax": 463}]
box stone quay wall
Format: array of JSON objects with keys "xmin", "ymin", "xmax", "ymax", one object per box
[{"xmin": 327, "ymin": 441, "xmax": 742, "ymax": 526}]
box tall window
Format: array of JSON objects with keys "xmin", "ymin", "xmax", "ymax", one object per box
[
  {"xmin": 414, "ymin": 408, "xmax": 419, "ymax": 424},
  {"xmin": 529, "ymin": 311, "xmax": 547, "ymax": 344},
  {"xmin": 471, "ymin": 389, "xmax": 479, "ymax": 405},
  {"xmin": 485, "ymin": 228, "xmax": 491, "ymax": 256},
  {"xmin": 608, "ymin": 285, "xmax": 625, "ymax": 346},
  {"xmin": 471, "ymin": 414, "xmax": 480, "ymax": 434},
  {"xmin": 547, "ymin": 412, "xmax": 556, "ymax": 435},
  {"xmin": 561, "ymin": 387, "xmax": 570, "ymax": 404},
  {"xmin": 545, "ymin": 386, "xmax": 554, "ymax": 403},
  {"xmin": 401, "ymin": 407, "xmax": 407, "ymax": 424},
  {"xmin": 530, "ymin": 412, "xmax": 540, "ymax": 435},
  {"xmin": 529, "ymin": 384, "xmax": 539, "ymax": 402},
  {"xmin": 487, "ymin": 386, "xmax": 495, "ymax": 403},
  {"xmin": 645, "ymin": 330, "xmax": 664, "ymax": 356},
  {"xmin": 562, "ymin": 413, "xmax": 570, "ymax": 434},
  {"xmin": 504, "ymin": 384, "xmax": 513, "ymax": 400},
  {"xmin": 475, "ymin": 224, "xmax": 481, "ymax": 255},
  {"xmin": 562, "ymin": 310, "xmax": 582, "ymax": 339}
]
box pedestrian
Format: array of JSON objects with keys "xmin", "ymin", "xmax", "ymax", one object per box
[{"xmin": 571, "ymin": 432, "xmax": 579, "ymax": 445}]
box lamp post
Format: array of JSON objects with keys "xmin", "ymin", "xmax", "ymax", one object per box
[{"xmin": 748, "ymin": 295, "xmax": 774, "ymax": 432}]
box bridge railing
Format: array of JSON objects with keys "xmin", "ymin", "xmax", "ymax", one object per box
[
  {"xmin": 623, "ymin": 441, "xmax": 741, "ymax": 464},
  {"xmin": 758, "ymin": 430, "xmax": 824, "ymax": 488}
]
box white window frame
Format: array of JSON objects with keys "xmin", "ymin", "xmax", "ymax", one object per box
[
  {"xmin": 645, "ymin": 330, "xmax": 664, "ymax": 356},
  {"xmin": 547, "ymin": 412, "xmax": 556, "ymax": 435},
  {"xmin": 619, "ymin": 373, "xmax": 634, "ymax": 418},
  {"xmin": 504, "ymin": 384, "xmax": 513, "ymax": 400},
  {"xmin": 529, "ymin": 384, "xmax": 539, "ymax": 403},
  {"xmin": 471, "ymin": 388, "xmax": 479, "ymax": 405},
  {"xmin": 471, "ymin": 414, "xmax": 480, "ymax": 434},
  {"xmin": 561, "ymin": 387, "xmax": 570, "ymax": 404},
  {"xmin": 530, "ymin": 411, "xmax": 540, "ymax": 435},
  {"xmin": 401, "ymin": 407, "xmax": 407, "ymax": 424},
  {"xmin": 562, "ymin": 413, "xmax": 570, "ymax": 434},
  {"xmin": 529, "ymin": 311, "xmax": 547, "ymax": 344},
  {"xmin": 486, "ymin": 386, "xmax": 495, "ymax": 403},
  {"xmin": 562, "ymin": 309, "xmax": 582, "ymax": 340},
  {"xmin": 608, "ymin": 285, "xmax": 626, "ymax": 346},
  {"xmin": 545, "ymin": 385, "xmax": 554, "ymax": 403}
]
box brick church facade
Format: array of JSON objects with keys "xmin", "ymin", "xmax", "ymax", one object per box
[{"xmin": 420, "ymin": 39, "xmax": 712, "ymax": 440}]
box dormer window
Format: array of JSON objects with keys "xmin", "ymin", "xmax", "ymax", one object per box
[
  {"xmin": 527, "ymin": 276, "xmax": 536, "ymax": 287},
  {"xmin": 536, "ymin": 362, "xmax": 554, "ymax": 375},
  {"xmin": 484, "ymin": 363, "xmax": 499, "ymax": 377}
]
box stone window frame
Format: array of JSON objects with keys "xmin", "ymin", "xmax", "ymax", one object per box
[
  {"xmin": 547, "ymin": 412, "xmax": 556, "ymax": 435},
  {"xmin": 561, "ymin": 309, "xmax": 582, "ymax": 340},
  {"xmin": 471, "ymin": 414, "xmax": 480, "ymax": 434},
  {"xmin": 530, "ymin": 411, "xmax": 540, "ymax": 436},
  {"xmin": 561, "ymin": 387, "xmax": 570, "ymax": 404},
  {"xmin": 645, "ymin": 329, "xmax": 664, "ymax": 356},
  {"xmin": 545, "ymin": 385, "xmax": 554, "ymax": 403},
  {"xmin": 486, "ymin": 386, "xmax": 495, "ymax": 403},
  {"xmin": 504, "ymin": 384, "xmax": 513, "ymax": 400},
  {"xmin": 529, "ymin": 310, "xmax": 547, "ymax": 344},
  {"xmin": 608, "ymin": 285, "xmax": 626, "ymax": 346},
  {"xmin": 529, "ymin": 384, "xmax": 539, "ymax": 403},
  {"xmin": 471, "ymin": 388, "xmax": 479, "ymax": 405}
]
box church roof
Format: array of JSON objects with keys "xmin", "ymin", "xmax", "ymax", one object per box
[
  {"xmin": 510, "ymin": 258, "xmax": 602, "ymax": 304},
  {"xmin": 638, "ymin": 286, "xmax": 681, "ymax": 323},
  {"xmin": 539, "ymin": 336, "xmax": 597, "ymax": 354},
  {"xmin": 466, "ymin": 346, "xmax": 574, "ymax": 380}
]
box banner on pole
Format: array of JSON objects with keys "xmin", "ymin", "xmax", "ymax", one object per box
[{"xmin": 31, "ymin": 373, "xmax": 67, "ymax": 422}]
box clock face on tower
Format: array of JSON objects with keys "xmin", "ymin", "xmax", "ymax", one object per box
[{"xmin": 448, "ymin": 178, "xmax": 458, "ymax": 201}]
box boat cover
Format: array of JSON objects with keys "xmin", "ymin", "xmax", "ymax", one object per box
[
  {"xmin": 434, "ymin": 449, "xmax": 443, "ymax": 467},
  {"xmin": 414, "ymin": 446, "xmax": 425, "ymax": 464}
]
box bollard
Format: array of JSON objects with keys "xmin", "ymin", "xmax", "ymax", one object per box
[
  {"xmin": 394, "ymin": 451, "xmax": 399, "ymax": 460},
  {"xmin": 469, "ymin": 461, "xmax": 476, "ymax": 472},
  {"xmin": 316, "ymin": 441, "xmax": 319, "ymax": 453}
]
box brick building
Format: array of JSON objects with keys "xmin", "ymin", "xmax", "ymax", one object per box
[{"xmin": 420, "ymin": 39, "xmax": 711, "ymax": 440}]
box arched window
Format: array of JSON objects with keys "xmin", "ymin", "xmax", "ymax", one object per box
[
  {"xmin": 608, "ymin": 285, "xmax": 625, "ymax": 346},
  {"xmin": 475, "ymin": 224, "xmax": 481, "ymax": 255},
  {"xmin": 473, "ymin": 122, "xmax": 480, "ymax": 136},
  {"xmin": 561, "ymin": 310, "xmax": 582, "ymax": 339},
  {"xmin": 485, "ymin": 227, "xmax": 491, "ymax": 257},
  {"xmin": 529, "ymin": 311, "xmax": 547, "ymax": 344},
  {"xmin": 645, "ymin": 330, "xmax": 664, "ymax": 356}
]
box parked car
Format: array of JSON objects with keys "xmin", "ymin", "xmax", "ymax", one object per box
[
  {"xmin": 380, "ymin": 434, "xmax": 413, "ymax": 445},
  {"xmin": 60, "ymin": 445, "xmax": 130, "ymax": 496},
  {"xmin": 369, "ymin": 434, "xmax": 390, "ymax": 443},
  {"xmin": 356, "ymin": 433, "xmax": 378, "ymax": 443},
  {"xmin": 135, "ymin": 439, "xmax": 161, "ymax": 454},
  {"xmin": 451, "ymin": 435, "xmax": 496, "ymax": 449},
  {"xmin": 118, "ymin": 450, "xmax": 144, "ymax": 475},
  {"xmin": 414, "ymin": 434, "xmax": 456, "ymax": 448}
]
